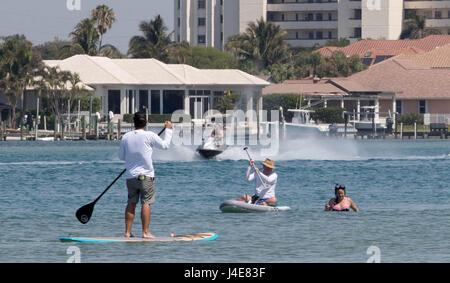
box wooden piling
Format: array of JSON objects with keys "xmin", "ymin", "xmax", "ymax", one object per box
[
  {"xmin": 118, "ymin": 119, "xmax": 121, "ymax": 140},
  {"xmin": 414, "ymin": 122, "xmax": 417, "ymax": 139},
  {"xmin": 400, "ymin": 123, "xmax": 403, "ymax": 139},
  {"xmin": 81, "ymin": 116, "xmax": 87, "ymax": 141},
  {"xmin": 95, "ymin": 116, "xmax": 99, "ymax": 140}
]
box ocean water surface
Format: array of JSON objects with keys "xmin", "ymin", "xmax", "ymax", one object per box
[{"xmin": 1, "ymin": 136, "xmax": 449, "ymax": 262}]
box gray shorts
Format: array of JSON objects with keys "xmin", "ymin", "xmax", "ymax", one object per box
[{"xmin": 126, "ymin": 177, "xmax": 155, "ymax": 204}]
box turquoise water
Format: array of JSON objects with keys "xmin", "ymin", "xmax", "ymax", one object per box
[{"xmin": 1, "ymin": 137, "xmax": 450, "ymax": 262}]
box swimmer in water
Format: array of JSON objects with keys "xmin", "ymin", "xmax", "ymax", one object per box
[{"xmin": 325, "ymin": 184, "xmax": 359, "ymax": 212}]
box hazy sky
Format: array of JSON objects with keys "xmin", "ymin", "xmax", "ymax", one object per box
[{"xmin": 0, "ymin": 0, "xmax": 174, "ymax": 53}]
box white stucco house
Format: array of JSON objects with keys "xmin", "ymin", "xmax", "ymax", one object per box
[{"xmin": 43, "ymin": 55, "xmax": 270, "ymax": 122}]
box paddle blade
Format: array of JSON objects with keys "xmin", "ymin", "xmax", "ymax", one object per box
[{"xmin": 76, "ymin": 202, "xmax": 95, "ymax": 224}]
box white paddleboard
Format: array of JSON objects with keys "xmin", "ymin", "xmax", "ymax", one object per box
[
  {"xmin": 60, "ymin": 232, "xmax": 218, "ymax": 243},
  {"xmin": 220, "ymin": 199, "xmax": 291, "ymax": 213}
]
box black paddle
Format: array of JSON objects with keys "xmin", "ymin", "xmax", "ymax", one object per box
[
  {"xmin": 243, "ymin": 147, "xmax": 268, "ymax": 205},
  {"xmin": 76, "ymin": 127, "xmax": 167, "ymax": 224}
]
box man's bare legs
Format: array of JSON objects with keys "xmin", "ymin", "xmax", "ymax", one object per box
[
  {"xmin": 141, "ymin": 203, "xmax": 155, "ymax": 238},
  {"xmin": 125, "ymin": 202, "xmax": 136, "ymax": 238},
  {"xmin": 125, "ymin": 202, "xmax": 155, "ymax": 238}
]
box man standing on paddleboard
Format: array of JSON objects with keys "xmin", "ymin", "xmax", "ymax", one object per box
[{"xmin": 118, "ymin": 112, "xmax": 173, "ymax": 238}]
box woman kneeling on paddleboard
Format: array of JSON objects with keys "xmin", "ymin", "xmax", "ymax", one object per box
[
  {"xmin": 325, "ymin": 184, "xmax": 359, "ymax": 212},
  {"xmin": 242, "ymin": 158, "xmax": 278, "ymax": 206}
]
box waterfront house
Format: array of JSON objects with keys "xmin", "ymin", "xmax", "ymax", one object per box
[
  {"xmin": 44, "ymin": 55, "xmax": 269, "ymax": 121},
  {"xmin": 0, "ymin": 54, "xmax": 269, "ymax": 125},
  {"xmin": 264, "ymin": 42, "xmax": 450, "ymax": 124}
]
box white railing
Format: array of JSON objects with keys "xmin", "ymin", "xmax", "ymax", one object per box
[{"xmin": 424, "ymin": 113, "xmax": 450, "ymax": 125}]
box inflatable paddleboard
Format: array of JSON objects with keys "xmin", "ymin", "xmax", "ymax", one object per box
[
  {"xmin": 219, "ymin": 199, "xmax": 291, "ymax": 213},
  {"xmin": 59, "ymin": 232, "xmax": 218, "ymax": 243}
]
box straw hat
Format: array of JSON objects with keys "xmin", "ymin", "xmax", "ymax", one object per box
[{"xmin": 261, "ymin": 158, "xmax": 276, "ymax": 169}]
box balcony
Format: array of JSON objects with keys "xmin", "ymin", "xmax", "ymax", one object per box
[
  {"xmin": 426, "ymin": 17, "xmax": 450, "ymax": 27},
  {"xmin": 346, "ymin": 0, "xmax": 362, "ymax": 9},
  {"xmin": 267, "ymin": 1, "xmax": 338, "ymax": 12},
  {"xmin": 404, "ymin": 1, "xmax": 450, "ymax": 9},
  {"xmin": 285, "ymin": 38, "xmax": 330, "ymax": 47},
  {"xmin": 271, "ymin": 19, "xmax": 338, "ymax": 29}
]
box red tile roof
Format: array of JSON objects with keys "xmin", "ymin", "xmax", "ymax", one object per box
[
  {"xmin": 398, "ymin": 43, "xmax": 450, "ymax": 69},
  {"xmin": 263, "ymin": 79, "xmax": 346, "ymax": 96},
  {"xmin": 330, "ymin": 45, "xmax": 450, "ymax": 99},
  {"xmin": 317, "ymin": 35, "xmax": 450, "ymax": 61}
]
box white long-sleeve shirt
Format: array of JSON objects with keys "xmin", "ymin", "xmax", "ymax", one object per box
[
  {"xmin": 245, "ymin": 166, "xmax": 277, "ymax": 199},
  {"xmin": 118, "ymin": 128, "xmax": 173, "ymax": 179}
]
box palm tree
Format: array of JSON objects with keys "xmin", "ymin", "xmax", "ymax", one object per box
[
  {"xmin": 0, "ymin": 35, "xmax": 42, "ymax": 130},
  {"xmin": 225, "ymin": 17, "xmax": 290, "ymax": 72},
  {"xmin": 128, "ymin": 15, "xmax": 173, "ymax": 61},
  {"xmin": 400, "ymin": 14, "xmax": 441, "ymax": 39},
  {"xmin": 91, "ymin": 5, "xmax": 117, "ymax": 51},
  {"xmin": 60, "ymin": 18, "xmax": 122, "ymax": 59},
  {"xmin": 67, "ymin": 18, "xmax": 100, "ymax": 56},
  {"xmin": 39, "ymin": 66, "xmax": 89, "ymax": 138}
]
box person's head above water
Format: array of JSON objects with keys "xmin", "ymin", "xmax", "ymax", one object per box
[
  {"xmin": 334, "ymin": 184, "xmax": 346, "ymax": 201},
  {"xmin": 134, "ymin": 112, "xmax": 147, "ymax": 129}
]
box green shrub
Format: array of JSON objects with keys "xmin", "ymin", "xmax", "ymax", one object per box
[
  {"xmin": 149, "ymin": 114, "xmax": 172, "ymax": 123},
  {"xmin": 263, "ymin": 94, "xmax": 304, "ymax": 121},
  {"xmin": 397, "ymin": 113, "xmax": 423, "ymax": 125},
  {"xmin": 123, "ymin": 114, "xmax": 134, "ymax": 123}
]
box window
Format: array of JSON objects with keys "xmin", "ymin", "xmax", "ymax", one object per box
[
  {"xmin": 198, "ymin": 0, "xmax": 205, "ymax": 9},
  {"xmin": 163, "ymin": 90, "xmax": 184, "ymax": 114},
  {"xmin": 139, "ymin": 90, "xmax": 149, "ymax": 112},
  {"xmin": 354, "ymin": 27, "xmax": 361, "ymax": 38},
  {"xmin": 151, "ymin": 90, "xmax": 160, "ymax": 114},
  {"xmin": 435, "ymin": 11, "xmax": 442, "ymax": 19},
  {"xmin": 108, "ymin": 90, "xmax": 121, "ymax": 114},
  {"xmin": 316, "ymin": 31, "xmax": 323, "ymax": 39},
  {"xmin": 316, "ymin": 13, "xmax": 323, "ymax": 21},
  {"xmin": 198, "ymin": 17, "xmax": 206, "ymax": 26},
  {"xmin": 328, "ymin": 31, "xmax": 332, "ymax": 39},
  {"xmin": 396, "ymin": 100, "xmax": 402, "ymax": 115},
  {"xmin": 198, "ymin": 35, "xmax": 206, "ymax": 44},
  {"xmin": 308, "ymin": 32, "xmax": 314, "ymax": 39},
  {"xmin": 307, "ymin": 13, "xmax": 313, "ymax": 21},
  {"xmin": 128, "ymin": 90, "xmax": 134, "ymax": 114},
  {"xmin": 419, "ymin": 100, "xmax": 426, "ymax": 114}
]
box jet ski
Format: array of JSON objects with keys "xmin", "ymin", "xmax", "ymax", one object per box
[{"xmin": 196, "ymin": 136, "xmax": 227, "ymax": 159}]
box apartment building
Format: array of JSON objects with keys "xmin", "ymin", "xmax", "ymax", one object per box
[
  {"xmin": 174, "ymin": 0, "xmax": 450, "ymax": 49},
  {"xmin": 404, "ymin": 0, "xmax": 450, "ymax": 35}
]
